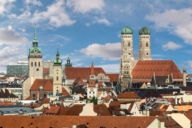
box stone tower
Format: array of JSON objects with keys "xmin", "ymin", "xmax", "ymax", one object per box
[
  {"xmin": 138, "ymin": 27, "xmax": 152, "ymax": 60},
  {"xmin": 22, "ymin": 25, "xmax": 43, "ymax": 99},
  {"xmin": 53, "ymin": 49, "xmax": 62, "ymax": 96},
  {"xmin": 28, "ymin": 25, "xmax": 43, "ymax": 79},
  {"xmin": 120, "ymin": 26, "xmax": 134, "ymax": 92}
]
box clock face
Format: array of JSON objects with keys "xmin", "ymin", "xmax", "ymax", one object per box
[
  {"xmin": 36, "ymin": 68, "xmax": 39, "ymax": 71},
  {"xmin": 34, "ymin": 49, "xmax": 38, "ymax": 53}
]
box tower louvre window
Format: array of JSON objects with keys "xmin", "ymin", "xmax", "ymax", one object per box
[
  {"xmin": 35, "ymin": 62, "xmax": 37, "ymax": 66},
  {"xmin": 56, "ymin": 76, "xmax": 59, "ymax": 81},
  {"xmin": 31, "ymin": 62, "xmax": 33, "ymax": 67},
  {"xmin": 146, "ymin": 43, "xmax": 148, "ymax": 47},
  {"xmin": 128, "ymin": 42, "xmax": 130, "ymax": 47},
  {"xmin": 38, "ymin": 62, "xmax": 40, "ymax": 67}
]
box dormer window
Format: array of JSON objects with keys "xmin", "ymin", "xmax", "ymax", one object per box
[{"xmin": 90, "ymin": 75, "xmax": 94, "ymax": 79}]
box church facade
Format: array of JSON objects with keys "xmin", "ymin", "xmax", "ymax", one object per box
[
  {"xmin": 119, "ymin": 26, "xmax": 185, "ymax": 92},
  {"xmin": 22, "ymin": 26, "xmax": 64, "ymax": 100}
]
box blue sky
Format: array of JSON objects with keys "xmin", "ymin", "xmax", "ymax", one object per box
[{"xmin": 0, "ymin": 0, "xmax": 192, "ymax": 73}]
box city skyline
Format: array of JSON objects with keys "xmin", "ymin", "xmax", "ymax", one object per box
[{"xmin": 0, "ymin": 0, "xmax": 192, "ymax": 73}]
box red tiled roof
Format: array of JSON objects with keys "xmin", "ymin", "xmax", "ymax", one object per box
[
  {"xmin": 56, "ymin": 103, "xmax": 67, "ymax": 115},
  {"xmin": 73, "ymin": 77, "xmax": 85, "ymax": 85},
  {"xmin": 107, "ymin": 73, "xmax": 119, "ymax": 82},
  {"xmin": 0, "ymin": 116, "xmax": 160, "ymax": 128},
  {"xmin": 41, "ymin": 98, "xmax": 50, "ymax": 103},
  {"xmin": 66, "ymin": 105, "xmax": 84, "ymax": 116},
  {"xmin": 44, "ymin": 105, "xmax": 60, "ymax": 115},
  {"xmin": 132, "ymin": 60, "xmax": 182, "ymax": 79},
  {"xmin": 30, "ymin": 79, "xmax": 53, "ymax": 91},
  {"xmin": 93, "ymin": 104, "xmax": 112, "ymax": 116},
  {"xmin": 117, "ymin": 92, "xmax": 141, "ymax": 99},
  {"xmin": 65, "ymin": 67, "xmax": 107, "ymax": 79},
  {"xmin": 62, "ymin": 87, "xmax": 70, "ymax": 96},
  {"xmin": 0, "ymin": 102, "xmax": 14, "ymax": 106}
]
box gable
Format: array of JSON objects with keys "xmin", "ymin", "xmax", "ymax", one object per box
[{"xmin": 30, "ymin": 79, "xmax": 53, "ymax": 91}]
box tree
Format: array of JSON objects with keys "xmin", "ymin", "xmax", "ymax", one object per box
[{"xmin": 87, "ymin": 96, "xmax": 98, "ymax": 105}]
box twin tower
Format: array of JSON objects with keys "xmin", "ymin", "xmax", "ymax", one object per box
[{"xmin": 120, "ymin": 26, "xmax": 152, "ymax": 92}]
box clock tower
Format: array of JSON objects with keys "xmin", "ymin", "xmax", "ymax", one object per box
[
  {"xmin": 53, "ymin": 49, "xmax": 62, "ymax": 96},
  {"xmin": 28, "ymin": 25, "xmax": 43, "ymax": 79},
  {"xmin": 22, "ymin": 25, "xmax": 43, "ymax": 100}
]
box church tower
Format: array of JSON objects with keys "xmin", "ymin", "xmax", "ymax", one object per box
[
  {"xmin": 138, "ymin": 27, "xmax": 152, "ymax": 60},
  {"xmin": 22, "ymin": 25, "xmax": 43, "ymax": 99},
  {"xmin": 120, "ymin": 26, "xmax": 134, "ymax": 92},
  {"xmin": 53, "ymin": 49, "xmax": 62, "ymax": 96},
  {"xmin": 28, "ymin": 25, "xmax": 43, "ymax": 79}
]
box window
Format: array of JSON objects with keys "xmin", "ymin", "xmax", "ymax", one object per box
[
  {"xmin": 33, "ymin": 94, "xmax": 35, "ymax": 97},
  {"xmin": 35, "ymin": 62, "xmax": 37, "ymax": 66},
  {"xmin": 56, "ymin": 76, "xmax": 58, "ymax": 81},
  {"xmin": 146, "ymin": 43, "xmax": 148, "ymax": 47},
  {"xmin": 38, "ymin": 62, "xmax": 40, "ymax": 67},
  {"xmin": 31, "ymin": 62, "xmax": 33, "ymax": 67},
  {"xmin": 44, "ymin": 94, "xmax": 46, "ymax": 98},
  {"xmin": 128, "ymin": 42, "xmax": 130, "ymax": 47}
]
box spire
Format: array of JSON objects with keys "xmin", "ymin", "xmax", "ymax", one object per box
[
  {"xmin": 56, "ymin": 49, "xmax": 60, "ymax": 58},
  {"xmin": 34, "ymin": 24, "xmax": 37, "ymax": 39},
  {"xmin": 91, "ymin": 62, "xmax": 94, "ymax": 75},
  {"xmin": 183, "ymin": 66, "xmax": 186, "ymax": 73},
  {"xmin": 32, "ymin": 24, "xmax": 38, "ymax": 43}
]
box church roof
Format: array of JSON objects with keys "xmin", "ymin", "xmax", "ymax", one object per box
[
  {"xmin": 132, "ymin": 60, "xmax": 182, "ymax": 79},
  {"xmin": 30, "ymin": 79, "xmax": 53, "ymax": 91},
  {"xmin": 107, "ymin": 74, "xmax": 119, "ymax": 82},
  {"xmin": 65, "ymin": 67, "xmax": 107, "ymax": 79}
]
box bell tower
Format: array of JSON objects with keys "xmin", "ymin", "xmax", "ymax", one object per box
[
  {"xmin": 53, "ymin": 49, "xmax": 62, "ymax": 96},
  {"xmin": 28, "ymin": 25, "xmax": 43, "ymax": 80},
  {"xmin": 120, "ymin": 26, "xmax": 134, "ymax": 92},
  {"xmin": 138, "ymin": 27, "xmax": 152, "ymax": 60},
  {"xmin": 22, "ymin": 25, "xmax": 43, "ymax": 100}
]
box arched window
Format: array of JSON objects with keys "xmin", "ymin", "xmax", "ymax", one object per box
[
  {"xmin": 146, "ymin": 43, "xmax": 148, "ymax": 47},
  {"xmin": 31, "ymin": 62, "xmax": 33, "ymax": 67},
  {"xmin": 35, "ymin": 62, "xmax": 37, "ymax": 66},
  {"xmin": 56, "ymin": 76, "xmax": 59, "ymax": 81},
  {"xmin": 128, "ymin": 42, "xmax": 130, "ymax": 47},
  {"xmin": 38, "ymin": 62, "xmax": 40, "ymax": 67}
]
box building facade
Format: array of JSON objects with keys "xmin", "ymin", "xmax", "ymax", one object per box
[
  {"xmin": 7, "ymin": 62, "xmax": 28, "ymax": 76},
  {"xmin": 120, "ymin": 26, "xmax": 134, "ymax": 92}
]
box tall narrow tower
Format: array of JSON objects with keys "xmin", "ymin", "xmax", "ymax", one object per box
[
  {"xmin": 120, "ymin": 26, "xmax": 134, "ymax": 92},
  {"xmin": 28, "ymin": 25, "xmax": 43, "ymax": 79},
  {"xmin": 138, "ymin": 27, "xmax": 152, "ymax": 60},
  {"xmin": 53, "ymin": 49, "xmax": 62, "ymax": 96},
  {"xmin": 22, "ymin": 25, "xmax": 43, "ymax": 99}
]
